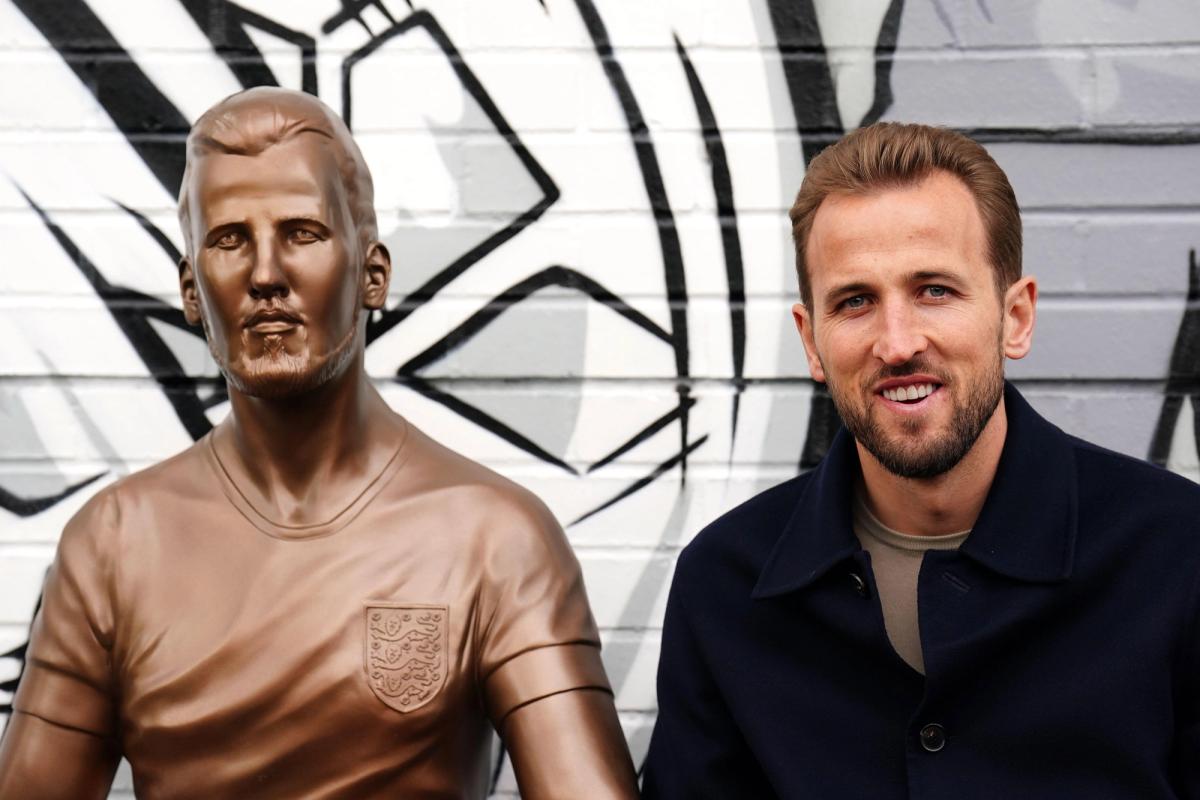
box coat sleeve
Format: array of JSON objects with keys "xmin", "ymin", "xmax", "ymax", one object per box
[
  {"xmin": 640, "ymin": 552, "xmax": 776, "ymax": 799},
  {"xmin": 1172, "ymin": 557, "xmax": 1200, "ymax": 797}
]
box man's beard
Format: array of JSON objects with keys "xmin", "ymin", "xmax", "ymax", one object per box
[
  {"xmin": 207, "ymin": 305, "xmax": 362, "ymax": 400},
  {"xmin": 825, "ymin": 348, "xmax": 1004, "ymax": 480}
]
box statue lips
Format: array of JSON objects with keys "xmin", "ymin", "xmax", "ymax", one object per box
[{"xmin": 244, "ymin": 307, "xmax": 302, "ymax": 336}]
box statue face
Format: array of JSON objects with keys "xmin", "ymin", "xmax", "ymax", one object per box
[{"xmin": 183, "ymin": 135, "xmax": 370, "ymax": 398}]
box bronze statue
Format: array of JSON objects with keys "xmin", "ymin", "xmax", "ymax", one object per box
[{"xmin": 0, "ymin": 87, "xmax": 637, "ymax": 799}]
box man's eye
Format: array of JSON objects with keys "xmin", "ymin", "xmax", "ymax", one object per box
[
  {"xmin": 843, "ymin": 295, "xmax": 867, "ymax": 310},
  {"xmin": 215, "ymin": 232, "xmax": 242, "ymax": 249},
  {"xmin": 925, "ymin": 285, "xmax": 949, "ymax": 298}
]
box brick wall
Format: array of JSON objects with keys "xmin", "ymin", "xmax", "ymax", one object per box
[{"xmin": 1, "ymin": 1, "xmax": 1198, "ymax": 796}]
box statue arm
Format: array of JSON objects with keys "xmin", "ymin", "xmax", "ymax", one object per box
[
  {"xmin": 0, "ymin": 489, "xmax": 122, "ymax": 798},
  {"xmin": 500, "ymin": 688, "xmax": 637, "ymax": 800},
  {"xmin": 477, "ymin": 488, "xmax": 636, "ymax": 797},
  {"xmin": 0, "ymin": 711, "xmax": 119, "ymax": 800}
]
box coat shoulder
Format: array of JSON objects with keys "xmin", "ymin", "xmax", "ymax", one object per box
[{"xmin": 675, "ymin": 473, "xmax": 814, "ymax": 592}]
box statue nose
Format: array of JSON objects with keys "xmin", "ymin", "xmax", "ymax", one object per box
[{"xmin": 249, "ymin": 242, "xmax": 288, "ymax": 299}]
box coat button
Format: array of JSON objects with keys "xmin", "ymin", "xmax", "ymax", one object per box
[
  {"xmin": 849, "ymin": 571, "xmax": 867, "ymax": 597},
  {"xmin": 919, "ymin": 723, "xmax": 946, "ymax": 752}
]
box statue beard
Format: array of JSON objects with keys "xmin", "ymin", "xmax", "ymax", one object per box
[{"xmin": 206, "ymin": 304, "xmax": 363, "ymax": 400}]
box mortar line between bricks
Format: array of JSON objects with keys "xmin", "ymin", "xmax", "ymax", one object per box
[
  {"xmin": 2, "ymin": 292, "xmax": 1194, "ymax": 306},
  {"xmin": 8, "ymin": 42, "xmax": 1200, "ymax": 56},
  {"xmin": 0, "ymin": 375, "xmax": 1182, "ymax": 388}
]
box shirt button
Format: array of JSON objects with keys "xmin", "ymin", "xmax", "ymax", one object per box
[
  {"xmin": 919, "ymin": 723, "xmax": 946, "ymax": 752},
  {"xmin": 849, "ymin": 571, "xmax": 867, "ymax": 597}
]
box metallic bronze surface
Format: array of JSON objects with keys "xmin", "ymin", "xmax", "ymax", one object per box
[{"xmin": 0, "ymin": 87, "xmax": 636, "ymax": 799}]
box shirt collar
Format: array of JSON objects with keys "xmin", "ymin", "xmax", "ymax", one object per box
[{"xmin": 752, "ymin": 382, "xmax": 1078, "ymax": 600}]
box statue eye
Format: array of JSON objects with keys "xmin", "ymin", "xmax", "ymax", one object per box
[
  {"xmin": 214, "ymin": 231, "xmax": 243, "ymax": 249},
  {"xmin": 292, "ymin": 229, "xmax": 320, "ymax": 244}
]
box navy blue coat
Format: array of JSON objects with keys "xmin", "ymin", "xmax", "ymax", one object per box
[{"xmin": 642, "ymin": 385, "xmax": 1200, "ymax": 799}]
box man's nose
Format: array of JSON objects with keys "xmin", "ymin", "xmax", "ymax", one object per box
[
  {"xmin": 249, "ymin": 238, "xmax": 288, "ymax": 300},
  {"xmin": 871, "ymin": 301, "xmax": 928, "ymax": 365}
]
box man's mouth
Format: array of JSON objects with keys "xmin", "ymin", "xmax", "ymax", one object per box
[
  {"xmin": 881, "ymin": 382, "xmax": 938, "ymax": 403},
  {"xmin": 875, "ymin": 377, "xmax": 944, "ymax": 406}
]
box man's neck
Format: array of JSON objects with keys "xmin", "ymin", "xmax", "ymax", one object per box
[
  {"xmin": 856, "ymin": 397, "xmax": 1009, "ymax": 536},
  {"xmin": 215, "ymin": 356, "xmax": 406, "ymax": 525}
]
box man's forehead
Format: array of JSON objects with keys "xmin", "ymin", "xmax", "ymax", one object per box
[{"xmin": 807, "ymin": 175, "xmax": 988, "ymax": 284}]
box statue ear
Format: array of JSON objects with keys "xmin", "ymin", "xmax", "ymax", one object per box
[
  {"xmin": 180, "ymin": 258, "xmax": 203, "ymax": 326},
  {"xmin": 362, "ymin": 242, "xmax": 391, "ymax": 311}
]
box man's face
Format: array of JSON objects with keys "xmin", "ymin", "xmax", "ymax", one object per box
[
  {"xmin": 794, "ymin": 170, "xmax": 1030, "ymax": 479},
  {"xmin": 181, "ymin": 136, "xmax": 372, "ymax": 398}
]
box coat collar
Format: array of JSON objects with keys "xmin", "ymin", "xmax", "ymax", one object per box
[{"xmin": 752, "ymin": 383, "xmax": 1078, "ymax": 599}]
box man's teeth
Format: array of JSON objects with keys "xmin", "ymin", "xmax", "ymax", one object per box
[{"xmin": 882, "ymin": 383, "xmax": 936, "ymax": 402}]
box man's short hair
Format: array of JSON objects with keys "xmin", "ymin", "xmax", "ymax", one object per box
[
  {"xmin": 789, "ymin": 122, "xmax": 1022, "ymax": 306},
  {"xmin": 177, "ymin": 87, "xmax": 378, "ymax": 261}
]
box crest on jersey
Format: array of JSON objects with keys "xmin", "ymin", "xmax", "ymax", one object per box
[{"xmin": 364, "ymin": 603, "xmax": 448, "ymax": 713}]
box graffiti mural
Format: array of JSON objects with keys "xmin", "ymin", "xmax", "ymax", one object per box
[{"xmin": 1, "ymin": 0, "xmax": 1198, "ymax": 795}]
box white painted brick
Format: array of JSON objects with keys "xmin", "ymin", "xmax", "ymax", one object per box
[
  {"xmin": 0, "ymin": 53, "xmax": 114, "ymax": 132},
  {"xmin": 579, "ymin": 552, "xmax": 673, "ymax": 630},
  {"xmin": 602, "ymin": 629, "xmax": 662, "ymax": 711},
  {"xmin": 0, "ymin": 547, "xmax": 55, "ymax": 625}
]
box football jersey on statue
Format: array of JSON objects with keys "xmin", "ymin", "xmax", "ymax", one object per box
[{"xmin": 13, "ymin": 421, "xmax": 608, "ymax": 799}]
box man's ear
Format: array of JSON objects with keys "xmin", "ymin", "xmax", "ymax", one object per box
[
  {"xmin": 362, "ymin": 242, "xmax": 391, "ymax": 311},
  {"xmin": 180, "ymin": 257, "xmax": 203, "ymax": 326},
  {"xmin": 792, "ymin": 302, "xmax": 826, "ymax": 383},
  {"xmin": 1002, "ymin": 275, "xmax": 1037, "ymax": 360}
]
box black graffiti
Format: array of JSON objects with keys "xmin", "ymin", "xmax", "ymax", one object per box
[
  {"xmin": 674, "ymin": 35, "xmax": 748, "ymax": 444},
  {"xmin": 1150, "ymin": 250, "xmax": 1200, "ymax": 467},
  {"xmin": 13, "ymin": 0, "xmax": 190, "ymax": 195},
  {"xmin": 0, "ymin": 475, "xmax": 103, "ymax": 519},
  {"xmin": 20, "ymin": 188, "xmax": 217, "ymax": 442},
  {"xmin": 342, "ymin": 11, "xmax": 561, "ymax": 345},
  {"xmin": 573, "ymin": 0, "xmax": 693, "ymax": 478},
  {"xmin": 182, "ymin": 1, "xmax": 318, "ymax": 95},
  {"xmin": 321, "ymin": 0, "xmax": 402, "ymax": 36}
]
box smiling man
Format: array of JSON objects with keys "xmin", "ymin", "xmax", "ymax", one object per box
[
  {"xmin": 0, "ymin": 88, "xmax": 637, "ymax": 799},
  {"xmin": 641, "ymin": 123, "xmax": 1200, "ymax": 798}
]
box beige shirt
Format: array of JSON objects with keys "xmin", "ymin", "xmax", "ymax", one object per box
[
  {"xmin": 851, "ymin": 492, "xmax": 970, "ymax": 675},
  {"xmin": 8, "ymin": 422, "xmax": 608, "ymax": 799}
]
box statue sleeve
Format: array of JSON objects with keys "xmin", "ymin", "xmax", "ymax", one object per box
[
  {"xmin": 7, "ymin": 487, "xmax": 121, "ymax": 739},
  {"xmin": 477, "ymin": 490, "xmax": 612, "ymax": 725}
]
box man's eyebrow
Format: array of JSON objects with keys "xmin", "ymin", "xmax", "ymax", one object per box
[
  {"xmin": 822, "ymin": 282, "xmax": 872, "ymax": 306},
  {"xmin": 906, "ymin": 269, "xmax": 966, "ymax": 284}
]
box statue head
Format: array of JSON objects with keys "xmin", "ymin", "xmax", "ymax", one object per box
[{"xmin": 177, "ymin": 87, "xmax": 390, "ymax": 399}]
